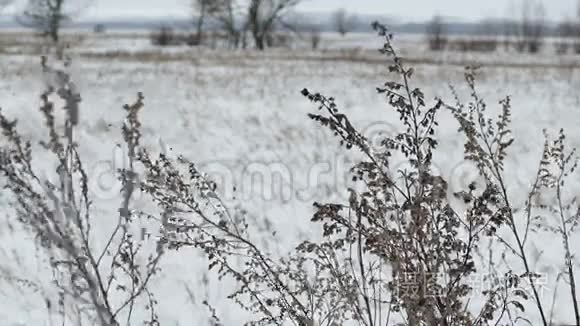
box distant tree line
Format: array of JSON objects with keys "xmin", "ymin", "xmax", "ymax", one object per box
[
  {"xmin": 427, "ymin": 0, "xmax": 580, "ymax": 55},
  {"xmin": 2, "ymin": 0, "xmax": 580, "ymax": 55},
  {"xmin": 154, "ymin": 1, "xmax": 361, "ymax": 50}
]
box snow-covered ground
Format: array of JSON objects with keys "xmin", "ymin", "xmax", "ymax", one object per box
[{"xmin": 1, "ymin": 31, "xmax": 580, "ymax": 325}]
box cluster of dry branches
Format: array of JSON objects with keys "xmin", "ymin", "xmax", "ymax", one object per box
[{"xmin": 0, "ymin": 55, "xmax": 163, "ymax": 325}]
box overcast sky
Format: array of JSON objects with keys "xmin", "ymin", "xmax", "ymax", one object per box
[{"xmin": 5, "ymin": 0, "xmax": 580, "ymax": 21}]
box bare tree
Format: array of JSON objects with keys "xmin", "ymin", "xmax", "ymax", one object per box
[
  {"xmin": 206, "ymin": 0, "xmax": 246, "ymax": 48},
  {"xmin": 557, "ymin": 18, "xmax": 580, "ymax": 54},
  {"xmin": 16, "ymin": 0, "xmax": 86, "ymax": 43},
  {"xmin": 515, "ymin": 0, "xmax": 545, "ymax": 53},
  {"xmin": 332, "ymin": 8, "xmax": 355, "ymax": 36},
  {"xmin": 426, "ymin": 14, "xmax": 447, "ymax": 51},
  {"xmin": 192, "ymin": 0, "xmax": 212, "ymax": 44},
  {"xmin": 576, "ymin": 0, "xmax": 580, "ymax": 53},
  {"xmin": 308, "ymin": 24, "xmax": 320, "ymax": 49},
  {"xmin": 555, "ymin": 19, "xmax": 577, "ymax": 54},
  {"xmin": 247, "ymin": 0, "xmax": 300, "ymax": 50},
  {"xmin": 501, "ymin": 21, "xmax": 514, "ymax": 51},
  {"xmin": 474, "ymin": 18, "xmax": 499, "ymax": 52},
  {"xmin": 201, "ymin": 0, "xmax": 300, "ymax": 50}
]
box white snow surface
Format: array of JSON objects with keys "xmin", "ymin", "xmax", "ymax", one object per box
[{"xmin": 1, "ymin": 32, "xmax": 580, "ymax": 325}]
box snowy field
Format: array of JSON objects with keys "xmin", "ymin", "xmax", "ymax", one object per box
[{"xmin": 1, "ymin": 31, "xmax": 580, "ymax": 325}]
